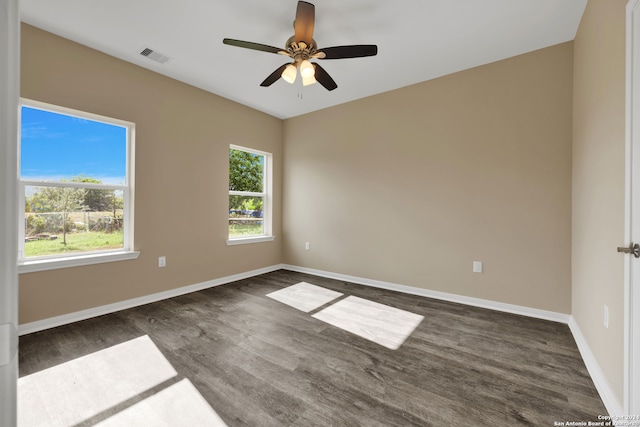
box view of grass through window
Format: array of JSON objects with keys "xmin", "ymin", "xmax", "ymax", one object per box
[
  {"xmin": 20, "ymin": 102, "xmax": 131, "ymax": 259},
  {"xmin": 24, "ymin": 184, "xmax": 124, "ymax": 257},
  {"xmin": 229, "ymin": 147, "xmax": 265, "ymax": 238}
]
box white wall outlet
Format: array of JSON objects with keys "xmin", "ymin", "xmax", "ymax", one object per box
[
  {"xmin": 305, "ymin": 242, "xmax": 310, "ymax": 251},
  {"xmin": 604, "ymin": 305, "xmax": 609, "ymax": 329},
  {"xmin": 158, "ymin": 256, "xmax": 166, "ymax": 268},
  {"xmin": 472, "ymin": 261, "xmax": 483, "ymax": 273}
]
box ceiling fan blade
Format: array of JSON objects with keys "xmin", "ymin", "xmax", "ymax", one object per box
[
  {"xmin": 223, "ymin": 38, "xmax": 283, "ymax": 54},
  {"xmin": 319, "ymin": 45, "xmax": 378, "ymax": 59},
  {"xmin": 313, "ymin": 63, "xmax": 337, "ymax": 91},
  {"xmin": 260, "ymin": 63, "xmax": 289, "ymax": 87},
  {"xmin": 294, "ymin": 1, "xmax": 315, "ymax": 45}
]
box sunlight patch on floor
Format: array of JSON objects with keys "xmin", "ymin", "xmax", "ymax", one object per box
[
  {"xmin": 266, "ymin": 281, "xmax": 343, "ymax": 313},
  {"xmin": 18, "ymin": 334, "xmax": 226, "ymax": 426},
  {"xmin": 267, "ymin": 284, "xmax": 423, "ymax": 350},
  {"xmin": 96, "ymin": 379, "xmax": 228, "ymax": 426},
  {"xmin": 313, "ymin": 295, "xmax": 424, "ymax": 350},
  {"xmin": 19, "ymin": 335, "xmax": 176, "ymax": 426}
]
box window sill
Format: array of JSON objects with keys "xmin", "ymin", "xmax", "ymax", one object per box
[
  {"xmin": 18, "ymin": 250, "xmax": 140, "ymax": 274},
  {"xmin": 226, "ymin": 235, "xmax": 276, "ymax": 246}
]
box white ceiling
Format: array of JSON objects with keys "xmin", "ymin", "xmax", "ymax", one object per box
[{"xmin": 20, "ymin": 0, "xmax": 587, "ymax": 120}]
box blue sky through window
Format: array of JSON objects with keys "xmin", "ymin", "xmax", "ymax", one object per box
[{"xmin": 20, "ymin": 106, "xmax": 127, "ymax": 184}]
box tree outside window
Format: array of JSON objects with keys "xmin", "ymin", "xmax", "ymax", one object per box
[{"xmin": 228, "ymin": 146, "xmax": 271, "ymax": 240}]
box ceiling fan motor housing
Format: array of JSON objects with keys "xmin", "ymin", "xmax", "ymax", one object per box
[{"xmin": 284, "ymin": 36, "xmax": 324, "ymax": 64}]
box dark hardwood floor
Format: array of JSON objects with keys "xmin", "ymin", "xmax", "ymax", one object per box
[{"xmin": 19, "ymin": 269, "xmax": 607, "ymax": 426}]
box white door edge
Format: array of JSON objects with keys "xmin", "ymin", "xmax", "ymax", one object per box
[{"xmin": 625, "ymin": 0, "xmax": 640, "ymax": 415}]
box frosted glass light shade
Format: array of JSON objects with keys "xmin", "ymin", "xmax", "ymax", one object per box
[
  {"xmin": 299, "ymin": 60, "xmax": 315, "ymax": 78},
  {"xmin": 281, "ymin": 64, "xmax": 297, "ymax": 84},
  {"xmin": 302, "ymin": 74, "xmax": 316, "ymax": 86}
]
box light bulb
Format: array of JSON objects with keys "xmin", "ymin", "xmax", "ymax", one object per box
[
  {"xmin": 300, "ymin": 60, "xmax": 315, "ymax": 79},
  {"xmin": 281, "ymin": 64, "xmax": 297, "ymax": 84}
]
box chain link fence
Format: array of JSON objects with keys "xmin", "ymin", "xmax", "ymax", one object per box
[{"xmin": 24, "ymin": 211, "xmax": 123, "ymax": 241}]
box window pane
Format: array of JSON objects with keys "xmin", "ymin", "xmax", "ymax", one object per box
[
  {"xmin": 21, "ymin": 106, "xmax": 127, "ymax": 184},
  {"xmin": 229, "ymin": 149, "xmax": 264, "ymax": 192},
  {"xmin": 24, "ymin": 185, "xmax": 124, "ymax": 257},
  {"xmin": 229, "ymin": 195, "xmax": 264, "ymax": 237}
]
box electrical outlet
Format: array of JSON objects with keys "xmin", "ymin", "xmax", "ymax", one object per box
[
  {"xmin": 473, "ymin": 261, "xmax": 483, "ymax": 273},
  {"xmin": 305, "ymin": 242, "xmax": 310, "ymax": 251},
  {"xmin": 158, "ymin": 256, "xmax": 166, "ymax": 268},
  {"xmin": 604, "ymin": 305, "xmax": 609, "ymax": 329}
]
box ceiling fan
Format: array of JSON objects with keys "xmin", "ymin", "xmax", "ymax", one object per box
[{"xmin": 223, "ymin": 1, "xmax": 377, "ymax": 91}]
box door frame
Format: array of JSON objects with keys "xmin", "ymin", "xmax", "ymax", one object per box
[
  {"xmin": 625, "ymin": 0, "xmax": 640, "ymax": 415},
  {"xmin": 0, "ymin": 0, "xmax": 20, "ymax": 425}
]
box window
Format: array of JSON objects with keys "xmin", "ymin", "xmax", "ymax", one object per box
[
  {"xmin": 227, "ymin": 145, "xmax": 274, "ymax": 244},
  {"xmin": 18, "ymin": 99, "xmax": 137, "ymax": 271}
]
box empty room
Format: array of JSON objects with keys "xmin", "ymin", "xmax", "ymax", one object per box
[{"xmin": 1, "ymin": 0, "xmax": 639, "ymax": 425}]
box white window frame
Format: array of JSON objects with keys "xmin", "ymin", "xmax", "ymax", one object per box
[
  {"xmin": 226, "ymin": 144, "xmax": 274, "ymax": 245},
  {"xmin": 18, "ymin": 98, "xmax": 138, "ymax": 273}
]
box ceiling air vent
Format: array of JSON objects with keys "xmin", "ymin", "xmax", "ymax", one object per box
[{"xmin": 139, "ymin": 47, "xmax": 170, "ymax": 64}]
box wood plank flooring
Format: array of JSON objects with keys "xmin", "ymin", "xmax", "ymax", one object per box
[{"xmin": 19, "ymin": 269, "xmax": 608, "ymax": 426}]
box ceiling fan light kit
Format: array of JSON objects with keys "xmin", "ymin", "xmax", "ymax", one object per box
[{"xmin": 222, "ymin": 1, "xmax": 377, "ymax": 92}]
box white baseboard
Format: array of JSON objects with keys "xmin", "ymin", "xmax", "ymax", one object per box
[
  {"xmin": 281, "ymin": 264, "xmax": 570, "ymax": 324},
  {"xmin": 568, "ymin": 316, "xmax": 624, "ymax": 418},
  {"xmin": 20, "ymin": 263, "xmax": 570, "ymax": 336},
  {"xmin": 18, "ymin": 264, "xmax": 284, "ymax": 336}
]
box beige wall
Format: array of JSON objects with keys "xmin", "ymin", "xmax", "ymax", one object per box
[
  {"xmin": 283, "ymin": 43, "xmax": 574, "ymax": 313},
  {"xmin": 19, "ymin": 24, "xmax": 283, "ymax": 324},
  {"xmin": 572, "ymin": 0, "xmax": 627, "ymax": 405}
]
